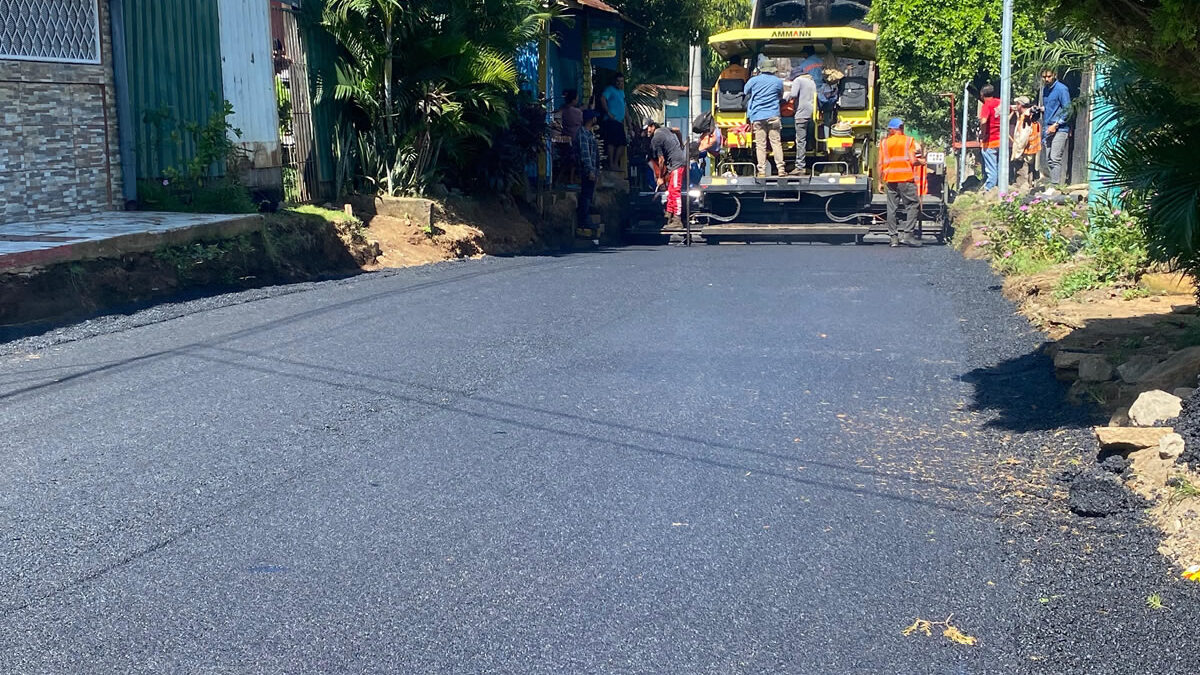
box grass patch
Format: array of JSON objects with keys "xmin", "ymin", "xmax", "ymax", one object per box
[
  {"xmin": 1054, "ymin": 266, "xmax": 1103, "ymax": 299},
  {"xmin": 1121, "ymin": 286, "xmax": 1151, "ymax": 300},
  {"xmin": 1146, "ymin": 593, "xmax": 1166, "ymax": 610},
  {"xmin": 288, "ymin": 204, "xmax": 361, "ymax": 225},
  {"xmin": 1170, "ymin": 321, "xmax": 1200, "ymax": 350},
  {"xmin": 1169, "ymin": 476, "xmax": 1200, "ymax": 506},
  {"xmin": 995, "ymin": 249, "xmax": 1056, "ymax": 276},
  {"xmin": 1080, "ymin": 383, "xmax": 1112, "ymax": 406}
]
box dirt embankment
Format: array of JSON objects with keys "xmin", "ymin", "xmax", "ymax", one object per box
[
  {"xmin": 0, "ymin": 210, "xmax": 376, "ymax": 330},
  {"xmin": 345, "ymin": 194, "xmax": 550, "ymax": 269},
  {"xmin": 0, "ymin": 193, "xmax": 564, "ymax": 333}
]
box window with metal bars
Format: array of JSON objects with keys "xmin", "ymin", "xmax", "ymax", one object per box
[{"xmin": 0, "ymin": 0, "xmax": 101, "ymax": 64}]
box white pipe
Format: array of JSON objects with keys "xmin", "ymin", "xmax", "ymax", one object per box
[
  {"xmin": 999, "ymin": 0, "xmax": 1013, "ymax": 193},
  {"xmin": 959, "ymin": 82, "xmax": 968, "ymax": 191}
]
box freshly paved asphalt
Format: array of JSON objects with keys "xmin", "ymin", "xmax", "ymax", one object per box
[{"xmin": 1, "ymin": 244, "xmax": 1198, "ymax": 673}]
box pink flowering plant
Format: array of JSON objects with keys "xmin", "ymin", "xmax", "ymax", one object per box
[{"xmin": 984, "ymin": 197, "xmax": 1076, "ymax": 273}]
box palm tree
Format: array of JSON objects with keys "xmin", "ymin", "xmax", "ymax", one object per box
[{"xmin": 322, "ymin": 0, "xmax": 405, "ymax": 194}]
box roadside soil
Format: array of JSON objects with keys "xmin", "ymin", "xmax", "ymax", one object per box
[
  {"xmin": 346, "ymin": 194, "xmax": 547, "ymax": 270},
  {"xmin": 0, "ymin": 210, "xmax": 376, "ymax": 332},
  {"xmin": 952, "ymin": 194, "xmax": 1200, "ymax": 575},
  {"xmin": 0, "ymin": 194, "xmax": 560, "ymax": 336}
]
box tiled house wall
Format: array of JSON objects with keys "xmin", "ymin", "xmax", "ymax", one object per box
[{"xmin": 0, "ymin": 0, "xmax": 123, "ymax": 223}]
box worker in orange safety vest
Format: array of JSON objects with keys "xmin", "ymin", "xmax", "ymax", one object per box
[{"xmin": 877, "ymin": 117, "xmax": 925, "ymax": 248}]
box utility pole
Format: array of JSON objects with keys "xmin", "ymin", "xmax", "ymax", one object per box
[
  {"xmin": 998, "ymin": 0, "xmax": 1013, "ymax": 193},
  {"xmin": 689, "ymin": 45, "xmax": 703, "ymax": 140}
]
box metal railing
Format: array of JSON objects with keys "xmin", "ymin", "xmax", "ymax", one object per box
[{"xmin": 0, "ymin": 0, "xmax": 101, "ymax": 64}]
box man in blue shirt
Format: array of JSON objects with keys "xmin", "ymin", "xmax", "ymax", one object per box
[
  {"xmin": 744, "ymin": 59, "xmax": 785, "ymax": 177},
  {"xmin": 1041, "ymin": 69, "xmax": 1072, "ymax": 185},
  {"xmin": 597, "ymin": 73, "xmax": 628, "ymax": 174}
]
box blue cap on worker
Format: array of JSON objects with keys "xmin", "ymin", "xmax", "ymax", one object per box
[{"xmin": 888, "ymin": 117, "xmax": 904, "ymax": 130}]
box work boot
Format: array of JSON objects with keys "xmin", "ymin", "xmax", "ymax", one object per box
[
  {"xmin": 788, "ymin": 165, "xmax": 804, "ymax": 176},
  {"xmin": 889, "ymin": 234, "xmax": 900, "ymax": 247},
  {"xmin": 900, "ymin": 233, "xmax": 923, "ymax": 247},
  {"xmin": 666, "ymin": 214, "xmax": 684, "ymax": 230}
]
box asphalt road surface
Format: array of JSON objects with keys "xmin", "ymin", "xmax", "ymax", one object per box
[{"xmin": 2, "ymin": 245, "xmax": 1199, "ymax": 673}]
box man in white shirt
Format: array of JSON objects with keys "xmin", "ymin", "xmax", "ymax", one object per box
[{"xmin": 784, "ymin": 68, "xmax": 816, "ymax": 175}]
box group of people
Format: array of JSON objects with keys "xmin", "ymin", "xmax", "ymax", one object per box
[
  {"xmin": 558, "ymin": 72, "xmax": 695, "ymax": 232},
  {"xmin": 722, "ymin": 47, "xmax": 832, "ymax": 178},
  {"xmin": 558, "ymin": 74, "xmax": 630, "ymax": 233},
  {"xmin": 976, "ymin": 69, "xmax": 1074, "ymax": 192}
]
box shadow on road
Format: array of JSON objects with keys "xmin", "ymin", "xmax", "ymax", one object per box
[
  {"xmin": 959, "ymin": 307, "xmax": 1200, "ymax": 432},
  {"xmin": 959, "ymin": 347, "xmax": 1097, "ymax": 433}
]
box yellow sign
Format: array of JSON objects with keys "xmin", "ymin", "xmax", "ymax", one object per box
[{"xmin": 589, "ymin": 28, "xmax": 617, "ymax": 59}]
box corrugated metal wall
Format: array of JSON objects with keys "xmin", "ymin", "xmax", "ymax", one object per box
[
  {"xmin": 300, "ymin": 16, "xmax": 340, "ymax": 200},
  {"xmin": 218, "ymin": 0, "xmax": 281, "ymax": 191},
  {"xmin": 123, "ymin": 0, "xmax": 224, "ymax": 181}
]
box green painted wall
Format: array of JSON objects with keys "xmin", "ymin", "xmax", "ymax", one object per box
[{"xmin": 123, "ymin": 0, "xmax": 224, "ymax": 180}]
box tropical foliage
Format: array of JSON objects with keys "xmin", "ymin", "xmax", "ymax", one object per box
[
  {"xmin": 607, "ymin": 0, "xmax": 708, "ymax": 85},
  {"xmin": 304, "ymin": 0, "xmax": 554, "ymax": 197},
  {"xmin": 867, "ymin": 0, "xmax": 1051, "ymax": 140},
  {"xmin": 700, "ymin": 0, "xmax": 753, "ymax": 82},
  {"xmin": 1054, "ymin": 0, "xmax": 1200, "ymax": 285}
]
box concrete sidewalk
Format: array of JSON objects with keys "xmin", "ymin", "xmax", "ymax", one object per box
[{"xmin": 0, "ymin": 211, "xmax": 263, "ymax": 273}]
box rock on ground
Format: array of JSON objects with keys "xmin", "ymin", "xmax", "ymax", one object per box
[
  {"xmin": 1077, "ymin": 354, "xmax": 1114, "ymax": 382},
  {"xmin": 1117, "ymin": 355, "xmax": 1161, "ymax": 384},
  {"xmin": 1053, "ymin": 350, "xmax": 1089, "ymax": 370},
  {"xmin": 1094, "ymin": 426, "xmax": 1176, "ymax": 452},
  {"xmin": 1128, "ymin": 390, "xmax": 1183, "ymax": 427},
  {"xmin": 1138, "ymin": 345, "xmax": 1200, "ymax": 392},
  {"xmin": 1159, "ymin": 433, "xmax": 1186, "ymax": 461}
]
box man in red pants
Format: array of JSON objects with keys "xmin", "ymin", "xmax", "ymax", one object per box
[{"xmin": 645, "ymin": 121, "xmax": 687, "ymax": 229}]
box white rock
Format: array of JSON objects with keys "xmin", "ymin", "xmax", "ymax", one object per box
[
  {"xmin": 1129, "ymin": 389, "xmax": 1183, "ymax": 427},
  {"xmin": 1160, "ymin": 433, "xmax": 1186, "ymax": 460}
]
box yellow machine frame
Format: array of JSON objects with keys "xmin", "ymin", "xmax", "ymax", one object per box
[{"xmin": 708, "ymin": 26, "xmax": 878, "ymax": 172}]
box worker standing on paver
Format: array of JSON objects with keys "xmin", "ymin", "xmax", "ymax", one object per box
[
  {"xmin": 743, "ymin": 59, "xmax": 786, "ymax": 177},
  {"xmin": 719, "ymin": 55, "xmax": 749, "ymax": 83},
  {"xmin": 783, "ymin": 69, "xmax": 816, "ymax": 175},
  {"xmin": 645, "ymin": 121, "xmax": 687, "ymax": 230},
  {"xmin": 878, "ymin": 118, "xmax": 924, "ymax": 248}
]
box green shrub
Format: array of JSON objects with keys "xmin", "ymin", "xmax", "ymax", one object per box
[
  {"xmin": 140, "ymin": 95, "xmax": 255, "ymax": 214},
  {"xmin": 1055, "ymin": 265, "xmax": 1102, "ymax": 299},
  {"xmin": 984, "ymin": 196, "xmax": 1076, "ymax": 270},
  {"xmin": 1083, "ymin": 198, "xmax": 1151, "ymax": 283}
]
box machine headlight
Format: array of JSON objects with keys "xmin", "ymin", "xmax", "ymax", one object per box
[{"xmin": 688, "ymin": 189, "xmax": 702, "ymax": 200}]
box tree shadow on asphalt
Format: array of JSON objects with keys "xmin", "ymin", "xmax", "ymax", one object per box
[
  {"xmin": 958, "ymin": 348, "xmax": 1097, "ymax": 433},
  {"xmin": 958, "ymin": 308, "xmax": 1200, "ymax": 432}
]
